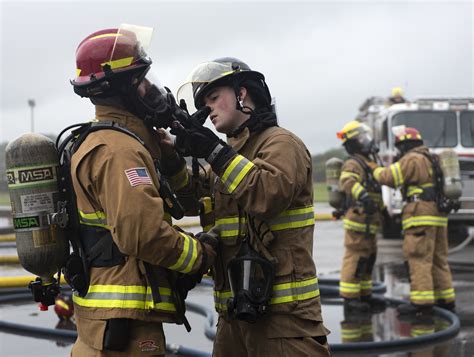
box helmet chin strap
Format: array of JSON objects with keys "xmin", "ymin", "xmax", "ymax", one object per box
[{"xmin": 236, "ymin": 95, "xmax": 253, "ymax": 115}]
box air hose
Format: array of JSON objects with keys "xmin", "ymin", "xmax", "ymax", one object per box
[
  {"xmin": 0, "ymin": 292, "xmax": 211, "ymax": 357},
  {"xmin": 0, "ymin": 281, "xmax": 459, "ymax": 355}
]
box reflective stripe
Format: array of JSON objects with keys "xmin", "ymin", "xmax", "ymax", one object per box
[
  {"xmin": 361, "ymin": 325, "xmax": 373, "ymax": 334},
  {"xmin": 434, "ymin": 288, "xmax": 455, "ymax": 300},
  {"xmin": 166, "ymin": 164, "xmax": 189, "ymax": 191},
  {"xmin": 351, "ymin": 182, "xmax": 365, "ymax": 200},
  {"xmin": 407, "ymin": 183, "xmax": 435, "ymax": 197},
  {"xmin": 215, "ymin": 216, "xmax": 247, "ymax": 244},
  {"xmin": 373, "ymin": 167, "xmax": 383, "ymax": 181},
  {"xmin": 214, "ymin": 277, "xmax": 320, "ymax": 311},
  {"xmin": 72, "ymin": 284, "xmax": 176, "ymax": 312},
  {"xmin": 270, "ymin": 277, "xmax": 320, "ymax": 304},
  {"xmin": 339, "ymin": 281, "xmax": 361, "ymax": 294},
  {"xmin": 79, "ymin": 210, "xmax": 110, "ymax": 229},
  {"xmin": 340, "ymin": 171, "xmax": 361, "ymax": 181},
  {"xmin": 407, "ymin": 186, "xmax": 423, "ymax": 197},
  {"xmin": 268, "ymin": 205, "xmax": 315, "ymax": 231},
  {"xmin": 101, "ymin": 56, "xmax": 134, "ymax": 70},
  {"xmin": 167, "ymin": 232, "xmax": 198, "ymax": 273},
  {"xmin": 410, "ymin": 290, "xmax": 434, "ymax": 302},
  {"xmin": 402, "ymin": 216, "xmax": 448, "ymax": 230},
  {"xmin": 343, "ymin": 218, "xmax": 379, "ymax": 234},
  {"xmin": 216, "ymin": 206, "xmax": 315, "ymax": 241},
  {"xmin": 390, "ymin": 162, "xmax": 404, "ymax": 187},
  {"xmin": 411, "ymin": 328, "xmax": 435, "ymax": 337},
  {"xmin": 221, "ymin": 155, "xmax": 256, "ymax": 193},
  {"xmin": 341, "ymin": 328, "xmax": 362, "ymax": 340},
  {"xmin": 360, "ymin": 280, "xmax": 372, "ymax": 290}
]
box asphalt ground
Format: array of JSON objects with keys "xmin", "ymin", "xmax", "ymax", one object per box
[{"xmin": 0, "ymin": 209, "xmax": 473, "ymax": 356}]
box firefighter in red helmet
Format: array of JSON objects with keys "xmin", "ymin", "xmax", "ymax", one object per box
[
  {"xmin": 370, "ymin": 126, "xmax": 455, "ymax": 316},
  {"xmin": 67, "ymin": 25, "xmax": 217, "ymax": 356}
]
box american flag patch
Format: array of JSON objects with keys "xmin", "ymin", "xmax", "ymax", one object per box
[{"xmin": 124, "ymin": 167, "xmax": 153, "ymax": 187}]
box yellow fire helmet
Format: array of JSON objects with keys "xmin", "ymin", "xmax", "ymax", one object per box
[
  {"xmin": 337, "ymin": 120, "xmax": 372, "ymax": 143},
  {"xmin": 391, "ymin": 87, "xmax": 404, "ymax": 97}
]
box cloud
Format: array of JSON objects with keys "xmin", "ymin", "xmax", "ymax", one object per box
[{"xmin": 1, "ymin": 1, "xmax": 472, "ymax": 154}]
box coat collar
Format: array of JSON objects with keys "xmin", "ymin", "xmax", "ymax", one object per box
[
  {"xmin": 227, "ymin": 127, "xmax": 251, "ymax": 152},
  {"xmin": 94, "ymin": 105, "xmax": 162, "ymax": 158}
]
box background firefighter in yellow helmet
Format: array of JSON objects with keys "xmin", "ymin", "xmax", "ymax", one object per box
[
  {"xmin": 370, "ymin": 126, "xmax": 455, "ymax": 316},
  {"xmin": 336, "ymin": 121, "xmax": 386, "ymax": 312},
  {"xmin": 387, "ymin": 87, "xmax": 407, "ymax": 105}
]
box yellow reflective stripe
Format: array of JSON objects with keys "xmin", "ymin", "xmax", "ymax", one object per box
[
  {"xmin": 90, "ymin": 33, "xmax": 122, "ymax": 40},
  {"xmin": 216, "ymin": 216, "xmax": 247, "ymax": 240},
  {"xmin": 343, "ymin": 218, "xmax": 379, "ymax": 234},
  {"xmin": 410, "ymin": 290, "xmax": 434, "ymax": 302},
  {"xmin": 341, "ymin": 328, "xmax": 362, "ymax": 339},
  {"xmin": 434, "ymin": 288, "xmax": 455, "ymax": 299},
  {"xmin": 167, "ymin": 232, "xmax": 198, "ymax": 273},
  {"xmin": 101, "ymin": 56, "xmax": 134, "ymax": 70},
  {"xmin": 360, "ymin": 280, "xmax": 372, "ymax": 290},
  {"xmin": 340, "ymin": 171, "xmax": 361, "ymax": 181},
  {"xmin": 268, "ymin": 205, "xmax": 315, "ymax": 231},
  {"xmin": 72, "ymin": 285, "xmax": 176, "ymax": 312},
  {"xmin": 166, "ymin": 164, "xmax": 189, "ymax": 191},
  {"xmin": 214, "ymin": 277, "xmax": 320, "ymax": 311},
  {"xmin": 361, "ymin": 325, "xmax": 373, "ymax": 334},
  {"xmin": 270, "ymin": 277, "xmax": 320, "ymax": 304},
  {"xmin": 411, "ymin": 328, "xmax": 435, "ymax": 337},
  {"xmin": 402, "ymin": 216, "xmax": 448, "ymax": 230},
  {"xmin": 339, "ymin": 281, "xmax": 361, "ymax": 293},
  {"xmin": 76, "ymin": 68, "xmax": 81, "ymax": 77},
  {"xmin": 421, "ymin": 183, "xmax": 434, "ymax": 188},
  {"xmin": 407, "ymin": 186, "xmax": 423, "ymax": 197},
  {"xmin": 390, "ymin": 162, "xmax": 404, "ymax": 187},
  {"xmin": 221, "ymin": 155, "xmax": 256, "ymax": 193},
  {"xmin": 373, "ymin": 167, "xmax": 383, "ymax": 181},
  {"xmin": 78, "ymin": 210, "xmax": 110, "ymax": 229},
  {"xmin": 351, "ymin": 182, "xmax": 365, "ymax": 200}
]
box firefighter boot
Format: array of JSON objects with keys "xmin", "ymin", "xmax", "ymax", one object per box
[
  {"xmin": 344, "ymin": 298, "xmax": 370, "ymax": 313},
  {"xmin": 361, "ymin": 295, "xmax": 387, "ymax": 313},
  {"xmin": 397, "ymin": 302, "xmax": 433, "ymax": 316},
  {"xmin": 436, "ymin": 300, "xmax": 456, "ymax": 313}
]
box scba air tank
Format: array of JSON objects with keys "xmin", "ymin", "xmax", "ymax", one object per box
[
  {"xmin": 5, "ymin": 133, "xmax": 69, "ymax": 284},
  {"xmin": 439, "ymin": 149, "xmax": 462, "ymax": 200},
  {"xmin": 325, "ymin": 157, "xmax": 344, "ymax": 209}
]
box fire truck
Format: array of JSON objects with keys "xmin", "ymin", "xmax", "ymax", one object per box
[{"xmin": 356, "ymin": 97, "xmax": 474, "ymax": 239}]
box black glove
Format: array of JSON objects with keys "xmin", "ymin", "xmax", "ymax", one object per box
[
  {"xmin": 171, "ymin": 114, "xmax": 220, "ymax": 159},
  {"xmin": 196, "ymin": 231, "xmax": 219, "ymax": 251},
  {"xmin": 359, "ymin": 191, "xmax": 377, "ymax": 215},
  {"xmin": 175, "ymin": 272, "xmax": 202, "ymax": 301}
]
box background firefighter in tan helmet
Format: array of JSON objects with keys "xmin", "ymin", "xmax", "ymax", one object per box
[
  {"xmin": 157, "ymin": 57, "xmax": 331, "ymax": 356},
  {"xmin": 336, "ymin": 121, "xmax": 386, "ymax": 312},
  {"xmin": 370, "ymin": 126, "xmax": 455, "ymax": 315},
  {"xmin": 68, "ymin": 25, "xmax": 217, "ymax": 356}
]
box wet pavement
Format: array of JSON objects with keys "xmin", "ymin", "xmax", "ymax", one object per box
[{"xmin": 0, "ymin": 206, "xmax": 473, "ymax": 356}]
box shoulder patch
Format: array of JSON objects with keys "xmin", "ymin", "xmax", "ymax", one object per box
[{"xmin": 124, "ymin": 167, "xmax": 152, "ymax": 187}]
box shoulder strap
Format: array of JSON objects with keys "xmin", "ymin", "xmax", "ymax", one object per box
[{"xmin": 349, "ymin": 155, "xmax": 381, "ymax": 192}]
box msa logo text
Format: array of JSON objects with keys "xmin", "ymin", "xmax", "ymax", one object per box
[
  {"xmin": 14, "ymin": 216, "xmax": 40, "ymax": 229},
  {"xmin": 18, "ymin": 167, "xmax": 54, "ymax": 183}
]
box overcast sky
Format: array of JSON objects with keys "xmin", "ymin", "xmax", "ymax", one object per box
[{"xmin": 1, "ymin": 0, "xmax": 473, "ymax": 154}]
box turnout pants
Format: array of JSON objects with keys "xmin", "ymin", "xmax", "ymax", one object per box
[
  {"xmin": 339, "ymin": 230, "xmax": 377, "ymax": 299},
  {"xmin": 403, "ymin": 225, "xmax": 455, "ymax": 306},
  {"xmin": 71, "ymin": 317, "xmax": 166, "ymax": 356},
  {"xmin": 212, "ymin": 316, "xmax": 331, "ymax": 357}
]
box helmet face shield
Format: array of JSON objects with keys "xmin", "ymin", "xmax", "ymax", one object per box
[
  {"xmin": 110, "ymin": 24, "xmax": 153, "ymax": 66},
  {"xmin": 177, "ymin": 61, "xmax": 242, "ymax": 113}
]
